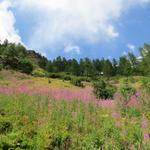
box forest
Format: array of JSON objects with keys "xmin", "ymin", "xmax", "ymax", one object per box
[{"xmin": 1, "ymin": 40, "xmax": 150, "ymax": 77}]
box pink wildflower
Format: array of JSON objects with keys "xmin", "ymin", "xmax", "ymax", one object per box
[
  {"xmin": 141, "ymin": 119, "xmax": 148, "ymax": 128},
  {"xmin": 135, "ymin": 92, "xmax": 141, "ymax": 97},
  {"xmin": 144, "ymin": 132, "xmax": 150, "ymax": 140},
  {"xmin": 111, "ymin": 112, "xmax": 120, "ymax": 119}
]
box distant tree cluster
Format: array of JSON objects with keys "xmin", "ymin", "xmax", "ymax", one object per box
[
  {"xmin": 1, "ymin": 40, "xmax": 150, "ymax": 77},
  {"xmin": 0, "ymin": 40, "xmax": 32, "ymax": 74},
  {"xmin": 45, "ymin": 44, "xmax": 150, "ymax": 77}
]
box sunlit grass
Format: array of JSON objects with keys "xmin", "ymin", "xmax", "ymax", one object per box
[{"xmin": 0, "ymin": 94, "xmax": 149, "ymax": 149}]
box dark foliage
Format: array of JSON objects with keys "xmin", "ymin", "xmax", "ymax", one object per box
[
  {"xmin": 18, "ymin": 59, "xmax": 33, "ymax": 74},
  {"xmin": 120, "ymin": 80, "xmax": 136, "ymax": 101},
  {"xmin": 71, "ymin": 78, "xmax": 84, "ymax": 87},
  {"xmin": 93, "ymin": 79, "xmax": 117, "ymax": 99},
  {"xmin": 1, "ymin": 40, "xmax": 150, "ymax": 77}
]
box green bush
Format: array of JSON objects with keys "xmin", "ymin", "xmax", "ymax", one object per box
[
  {"xmin": 141, "ymin": 77, "xmax": 150, "ymax": 95},
  {"xmin": 80, "ymin": 76, "xmax": 91, "ymax": 82},
  {"xmin": 120, "ymin": 82, "xmax": 136, "ymax": 101},
  {"xmin": 0, "ymin": 64, "xmax": 3, "ymax": 71},
  {"xmin": 48, "ymin": 79, "xmax": 51, "ymax": 84},
  {"xmin": 48, "ymin": 73, "xmax": 62, "ymax": 79},
  {"xmin": 121, "ymin": 107, "xmax": 141, "ymax": 118},
  {"xmin": 32, "ymin": 69, "xmax": 46, "ymax": 77},
  {"xmin": 18, "ymin": 59, "xmax": 33, "ymax": 74},
  {"xmin": 92, "ymin": 79, "xmax": 117, "ymax": 99},
  {"xmin": 70, "ymin": 78, "xmax": 84, "ymax": 87},
  {"xmin": 62, "ymin": 75, "xmax": 72, "ymax": 81},
  {"xmin": 0, "ymin": 116, "xmax": 13, "ymax": 134},
  {"xmin": 0, "ymin": 131, "xmax": 35, "ymax": 150}
]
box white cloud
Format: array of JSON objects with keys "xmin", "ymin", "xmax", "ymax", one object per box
[
  {"xmin": 11, "ymin": 0, "xmax": 127, "ymax": 50},
  {"xmin": 1, "ymin": 0, "xmax": 150, "ymax": 53},
  {"xmin": 106, "ymin": 25, "xmax": 119, "ymax": 38},
  {"xmin": 64, "ymin": 43, "xmax": 80, "ymax": 54},
  {"xmin": 0, "ymin": 0, "xmax": 21, "ymax": 44},
  {"xmin": 123, "ymin": 51, "xmax": 127, "ymax": 56},
  {"xmin": 127, "ymin": 43, "xmax": 136, "ymax": 51}
]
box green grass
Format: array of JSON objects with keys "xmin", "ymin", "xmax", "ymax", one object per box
[
  {"xmin": 0, "ymin": 94, "xmax": 149, "ymax": 149},
  {"xmin": 0, "ymin": 70, "xmax": 80, "ymax": 89},
  {"xmin": 0, "ymin": 70, "xmax": 149, "ymax": 90},
  {"xmin": 1, "ymin": 70, "xmax": 150, "ymax": 149}
]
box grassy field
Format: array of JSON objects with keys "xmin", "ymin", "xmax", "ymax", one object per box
[
  {"xmin": 1, "ymin": 70, "xmax": 150, "ymax": 149},
  {"xmin": 1, "ymin": 94, "xmax": 150, "ymax": 149}
]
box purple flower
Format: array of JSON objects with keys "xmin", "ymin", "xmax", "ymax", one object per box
[
  {"xmin": 144, "ymin": 132, "xmax": 150, "ymax": 140},
  {"xmin": 141, "ymin": 119, "xmax": 148, "ymax": 128},
  {"xmin": 135, "ymin": 92, "xmax": 141, "ymax": 97},
  {"xmin": 111, "ymin": 112, "xmax": 120, "ymax": 119}
]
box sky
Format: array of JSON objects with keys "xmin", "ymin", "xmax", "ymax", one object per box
[{"xmin": 0, "ymin": 0, "xmax": 150, "ymax": 60}]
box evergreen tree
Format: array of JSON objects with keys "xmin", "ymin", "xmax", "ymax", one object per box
[{"xmin": 118, "ymin": 56, "xmax": 132, "ymax": 76}]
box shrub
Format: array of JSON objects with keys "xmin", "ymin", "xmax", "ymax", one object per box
[
  {"xmin": 120, "ymin": 81, "xmax": 136, "ymax": 101},
  {"xmin": 0, "ymin": 116, "xmax": 13, "ymax": 134},
  {"xmin": 48, "ymin": 79, "xmax": 51, "ymax": 84},
  {"xmin": 79, "ymin": 76, "xmax": 91, "ymax": 82},
  {"xmin": 0, "ymin": 64, "xmax": 3, "ymax": 71},
  {"xmin": 18, "ymin": 59, "xmax": 33, "ymax": 74},
  {"xmin": 32, "ymin": 69, "xmax": 46, "ymax": 77},
  {"xmin": 62, "ymin": 75, "xmax": 72, "ymax": 81},
  {"xmin": 92, "ymin": 79, "xmax": 117, "ymax": 99},
  {"xmin": 141, "ymin": 77, "xmax": 150, "ymax": 95},
  {"xmin": 121, "ymin": 107, "xmax": 141, "ymax": 118},
  {"xmin": 70, "ymin": 78, "xmax": 84, "ymax": 87},
  {"xmin": 48, "ymin": 73, "xmax": 62, "ymax": 79}
]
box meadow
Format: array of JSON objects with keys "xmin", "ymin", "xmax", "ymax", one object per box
[{"xmin": 0, "ymin": 70, "xmax": 150, "ymax": 149}]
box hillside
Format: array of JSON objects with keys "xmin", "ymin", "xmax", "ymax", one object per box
[
  {"xmin": 0, "ymin": 41, "xmax": 48, "ymax": 74},
  {"xmin": 1, "ymin": 69, "xmax": 150, "ymax": 149},
  {"xmin": 1, "ymin": 41, "xmax": 150, "ymax": 78},
  {"xmin": 1, "ymin": 42, "xmax": 150, "ymax": 148}
]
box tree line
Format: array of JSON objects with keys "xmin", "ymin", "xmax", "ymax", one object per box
[
  {"xmin": 0, "ymin": 40, "xmax": 150, "ymax": 77},
  {"xmin": 46, "ymin": 43, "xmax": 150, "ymax": 77}
]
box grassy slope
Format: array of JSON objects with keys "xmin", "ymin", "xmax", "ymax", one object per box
[
  {"xmin": 0, "ymin": 70, "xmax": 79, "ymax": 89},
  {"xmin": 0, "ymin": 70, "xmax": 145, "ymax": 89},
  {"xmin": 1, "ymin": 70, "xmax": 150, "ymax": 149},
  {"xmin": 0, "ymin": 94, "xmax": 149, "ymax": 149}
]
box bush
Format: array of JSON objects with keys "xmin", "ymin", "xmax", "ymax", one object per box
[
  {"xmin": 141, "ymin": 77, "xmax": 150, "ymax": 95},
  {"xmin": 48, "ymin": 78, "xmax": 51, "ymax": 83},
  {"xmin": 62, "ymin": 75, "xmax": 72, "ymax": 81},
  {"xmin": 48, "ymin": 73, "xmax": 62, "ymax": 79},
  {"xmin": 120, "ymin": 82, "xmax": 136, "ymax": 101},
  {"xmin": 0, "ymin": 116, "xmax": 13, "ymax": 134},
  {"xmin": 80, "ymin": 76, "xmax": 91, "ymax": 82},
  {"xmin": 92, "ymin": 79, "xmax": 116, "ymax": 99},
  {"xmin": 71, "ymin": 78, "xmax": 84, "ymax": 87},
  {"xmin": 32, "ymin": 69, "xmax": 46, "ymax": 77},
  {"xmin": 18, "ymin": 59, "xmax": 33, "ymax": 74},
  {"xmin": 127, "ymin": 76, "xmax": 137, "ymax": 84},
  {"xmin": 0, "ymin": 64, "xmax": 3, "ymax": 71},
  {"xmin": 121, "ymin": 107, "xmax": 141, "ymax": 118}
]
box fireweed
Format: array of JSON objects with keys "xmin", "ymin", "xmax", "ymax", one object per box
[{"xmin": 0, "ymin": 94, "xmax": 150, "ymax": 149}]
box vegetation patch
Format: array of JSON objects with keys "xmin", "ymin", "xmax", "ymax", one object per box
[{"xmin": 93, "ymin": 79, "xmax": 117, "ymax": 99}]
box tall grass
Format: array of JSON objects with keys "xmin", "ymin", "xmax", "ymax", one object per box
[{"xmin": 0, "ymin": 94, "xmax": 150, "ymax": 149}]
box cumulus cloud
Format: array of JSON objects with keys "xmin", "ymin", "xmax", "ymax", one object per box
[
  {"xmin": 122, "ymin": 51, "xmax": 128, "ymax": 56},
  {"xmin": 12, "ymin": 0, "xmax": 126, "ymax": 51},
  {"xmin": 1, "ymin": 0, "xmax": 150, "ymax": 54},
  {"xmin": 0, "ymin": 0, "xmax": 21, "ymax": 43},
  {"xmin": 64, "ymin": 43, "xmax": 80, "ymax": 54},
  {"xmin": 127, "ymin": 43, "xmax": 136, "ymax": 51},
  {"xmin": 106, "ymin": 25, "xmax": 119, "ymax": 38}
]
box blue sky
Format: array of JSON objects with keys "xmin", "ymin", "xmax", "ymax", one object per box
[{"xmin": 0, "ymin": 0, "xmax": 150, "ymax": 60}]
